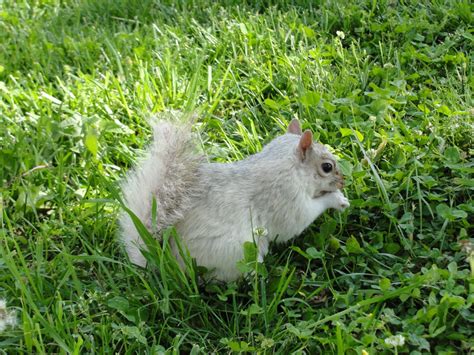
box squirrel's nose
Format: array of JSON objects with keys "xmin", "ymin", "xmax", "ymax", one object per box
[
  {"xmin": 336, "ymin": 179, "xmax": 344, "ymax": 189},
  {"xmin": 335, "ymin": 173, "xmax": 345, "ymax": 189}
]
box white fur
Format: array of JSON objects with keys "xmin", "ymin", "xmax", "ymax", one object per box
[{"xmin": 119, "ymin": 118, "xmax": 350, "ymax": 281}]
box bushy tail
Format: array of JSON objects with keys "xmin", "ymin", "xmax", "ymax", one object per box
[{"xmin": 119, "ymin": 115, "xmax": 204, "ymax": 267}]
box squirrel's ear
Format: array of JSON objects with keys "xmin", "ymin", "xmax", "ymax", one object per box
[
  {"xmin": 298, "ymin": 130, "xmax": 313, "ymax": 160},
  {"xmin": 287, "ymin": 119, "xmax": 302, "ymax": 135}
]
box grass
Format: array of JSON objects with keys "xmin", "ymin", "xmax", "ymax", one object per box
[{"xmin": 0, "ymin": 0, "xmax": 473, "ymax": 353}]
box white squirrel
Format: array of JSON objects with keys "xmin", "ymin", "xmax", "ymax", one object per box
[{"xmin": 119, "ymin": 115, "xmax": 350, "ymax": 281}]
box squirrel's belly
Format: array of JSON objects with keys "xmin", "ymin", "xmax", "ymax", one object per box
[
  {"xmin": 175, "ymin": 211, "xmax": 255, "ymax": 281},
  {"xmin": 174, "ymin": 231, "xmax": 250, "ymax": 281}
]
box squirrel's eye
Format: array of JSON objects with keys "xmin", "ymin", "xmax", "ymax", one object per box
[{"xmin": 321, "ymin": 163, "xmax": 333, "ymax": 173}]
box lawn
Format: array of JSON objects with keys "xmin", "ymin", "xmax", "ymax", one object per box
[{"xmin": 0, "ymin": 0, "xmax": 473, "ymax": 353}]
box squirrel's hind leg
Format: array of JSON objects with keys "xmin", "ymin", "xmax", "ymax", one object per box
[{"xmin": 119, "ymin": 212, "xmax": 148, "ymax": 267}]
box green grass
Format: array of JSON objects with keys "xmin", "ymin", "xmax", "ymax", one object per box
[{"xmin": 1, "ymin": 0, "xmax": 473, "ymax": 353}]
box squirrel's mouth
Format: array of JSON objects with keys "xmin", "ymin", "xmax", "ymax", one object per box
[
  {"xmin": 314, "ymin": 189, "xmax": 334, "ymax": 198},
  {"xmin": 313, "ymin": 177, "xmax": 344, "ymax": 198}
]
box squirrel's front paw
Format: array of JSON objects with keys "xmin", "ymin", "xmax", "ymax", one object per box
[
  {"xmin": 337, "ymin": 195, "xmax": 350, "ymax": 211},
  {"xmin": 331, "ymin": 190, "xmax": 350, "ymax": 211}
]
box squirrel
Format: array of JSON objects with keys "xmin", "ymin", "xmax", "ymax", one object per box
[{"xmin": 119, "ymin": 115, "xmax": 350, "ymax": 282}]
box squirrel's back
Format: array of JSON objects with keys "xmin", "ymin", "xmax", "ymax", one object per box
[{"xmin": 119, "ymin": 116, "xmax": 204, "ymax": 267}]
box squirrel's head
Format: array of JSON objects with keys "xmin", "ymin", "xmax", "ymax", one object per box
[{"xmin": 288, "ymin": 119, "xmax": 345, "ymax": 198}]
